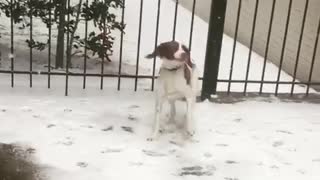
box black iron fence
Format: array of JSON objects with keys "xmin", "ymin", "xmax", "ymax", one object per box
[
  {"xmin": 202, "ymin": 0, "xmax": 320, "ymax": 99},
  {"xmin": 0, "ymin": 0, "xmax": 319, "ymax": 99}
]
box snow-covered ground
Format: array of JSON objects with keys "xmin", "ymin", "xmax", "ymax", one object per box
[{"xmin": 0, "ymin": 75, "xmax": 320, "ymax": 180}]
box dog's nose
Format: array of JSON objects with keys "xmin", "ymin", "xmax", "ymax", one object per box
[{"xmin": 180, "ymin": 52, "xmax": 189, "ymax": 60}]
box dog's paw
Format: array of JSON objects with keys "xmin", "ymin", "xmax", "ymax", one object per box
[{"xmin": 147, "ymin": 134, "xmax": 160, "ymax": 141}]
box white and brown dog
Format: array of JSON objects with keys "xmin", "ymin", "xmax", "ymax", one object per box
[{"xmin": 145, "ymin": 41, "xmax": 199, "ymax": 141}]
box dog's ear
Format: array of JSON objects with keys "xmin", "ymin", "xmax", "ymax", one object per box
[
  {"xmin": 145, "ymin": 47, "xmax": 159, "ymax": 59},
  {"xmin": 145, "ymin": 53, "xmax": 155, "ymax": 59}
]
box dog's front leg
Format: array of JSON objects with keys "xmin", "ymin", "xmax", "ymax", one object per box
[
  {"xmin": 147, "ymin": 95, "xmax": 163, "ymax": 141},
  {"xmin": 168, "ymin": 101, "xmax": 176, "ymax": 124},
  {"xmin": 185, "ymin": 97, "xmax": 195, "ymax": 137}
]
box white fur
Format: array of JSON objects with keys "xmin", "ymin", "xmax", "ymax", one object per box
[
  {"xmin": 173, "ymin": 43, "xmax": 185, "ymax": 59},
  {"xmin": 147, "ymin": 58, "xmax": 199, "ymax": 141},
  {"xmin": 161, "ymin": 58, "xmax": 184, "ymax": 69}
]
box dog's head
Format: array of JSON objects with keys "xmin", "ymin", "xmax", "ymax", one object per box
[
  {"xmin": 145, "ymin": 41, "xmax": 191, "ymax": 66},
  {"xmin": 146, "ymin": 41, "xmax": 195, "ymax": 85}
]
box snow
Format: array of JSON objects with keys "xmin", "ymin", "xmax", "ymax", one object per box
[
  {"xmin": 0, "ymin": 0, "xmax": 320, "ymax": 179},
  {"xmin": 1, "ymin": 75, "xmax": 320, "ymax": 180}
]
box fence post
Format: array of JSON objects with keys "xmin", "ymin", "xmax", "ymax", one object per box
[{"xmin": 201, "ymin": 0, "xmax": 227, "ymax": 100}]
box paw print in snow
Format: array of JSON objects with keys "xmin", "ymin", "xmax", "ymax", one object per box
[
  {"xmin": 64, "ymin": 108, "xmax": 72, "ymax": 112},
  {"xmin": 224, "ymin": 178, "xmax": 239, "ymax": 180},
  {"xmin": 32, "ymin": 115, "xmax": 40, "ymax": 118},
  {"xmin": 128, "ymin": 114, "xmax": 138, "ymax": 121},
  {"xmin": 273, "ymin": 141, "xmax": 284, "ymax": 147},
  {"xmin": 102, "ymin": 126, "xmax": 113, "ymax": 132},
  {"xmin": 129, "ymin": 105, "xmax": 139, "ymax": 109},
  {"xmin": 77, "ymin": 162, "xmax": 88, "ymax": 168},
  {"xmin": 225, "ymin": 160, "xmax": 239, "ymax": 164},
  {"xmin": 21, "ymin": 106, "xmax": 32, "ymax": 112},
  {"xmin": 121, "ymin": 126, "xmax": 133, "ymax": 133},
  {"xmin": 47, "ymin": 124, "xmax": 56, "ymax": 128},
  {"xmin": 179, "ymin": 166, "xmax": 213, "ymax": 176}
]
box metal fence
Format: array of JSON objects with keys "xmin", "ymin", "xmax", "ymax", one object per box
[
  {"xmin": 201, "ymin": 0, "xmax": 320, "ymax": 99},
  {"xmin": 0, "ymin": 0, "xmax": 319, "ymax": 99},
  {"xmin": 0, "ymin": 0, "xmax": 197, "ymax": 96}
]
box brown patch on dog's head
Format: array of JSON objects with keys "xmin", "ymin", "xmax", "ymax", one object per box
[{"xmin": 145, "ymin": 41, "xmax": 181, "ymax": 60}]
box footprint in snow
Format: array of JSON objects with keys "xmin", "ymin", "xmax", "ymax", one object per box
[
  {"xmin": 129, "ymin": 162, "xmax": 143, "ymax": 166},
  {"xmin": 128, "ymin": 114, "xmax": 138, "ymax": 121},
  {"xmin": 21, "ymin": 106, "xmax": 32, "ymax": 112},
  {"xmin": 142, "ymin": 150, "xmax": 166, "ymax": 157},
  {"xmin": 224, "ymin": 178, "xmax": 239, "ymax": 180},
  {"xmin": 179, "ymin": 166, "xmax": 214, "ymax": 176},
  {"xmin": 101, "ymin": 148, "xmax": 122, "ymax": 153},
  {"xmin": 297, "ymin": 169, "xmax": 306, "ymax": 174},
  {"xmin": 32, "ymin": 114, "xmax": 40, "ymax": 118},
  {"xmin": 102, "ymin": 126, "xmax": 113, "ymax": 132},
  {"xmin": 121, "ymin": 126, "xmax": 133, "ymax": 133},
  {"xmin": 216, "ymin": 143, "xmax": 228, "ymax": 147},
  {"xmin": 81, "ymin": 125, "xmax": 94, "ymax": 129},
  {"xmin": 129, "ymin": 105, "xmax": 139, "ymax": 109},
  {"xmin": 0, "ymin": 109, "xmax": 6, "ymax": 112},
  {"xmin": 276, "ymin": 130, "xmax": 293, "ymax": 135},
  {"xmin": 64, "ymin": 108, "xmax": 72, "ymax": 112},
  {"xmin": 77, "ymin": 162, "xmax": 88, "ymax": 168},
  {"xmin": 273, "ymin": 141, "xmax": 284, "ymax": 147},
  {"xmin": 204, "ymin": 152, "xmax": 212, "ymax": 158},
  {"xmin": 225, "ymin": 160, "xmax": 239, "ymax": 164},
  {"xmin": 270, "ymin": 165, "xmax": 279, "ymax": 169},
  {"xmin": 57, "ymin": 137, "xmax": 74, "ymax": 146},
  {"xmin": 47, "ymin": 124, "xmax": 56, "ymax": 128},
  {"xmin": 233, "ymin": 118, "xmax": 242, "ymax": 122}
]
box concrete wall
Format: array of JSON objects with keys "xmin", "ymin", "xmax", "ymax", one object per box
[{"xmin": 177, "ymin": 0, "xmax": 320, "ymax": 89}]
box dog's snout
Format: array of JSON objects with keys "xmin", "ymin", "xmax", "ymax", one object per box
[{"xmin": 180, "ymin": 52, "xmax": 189, "ymax": 60}]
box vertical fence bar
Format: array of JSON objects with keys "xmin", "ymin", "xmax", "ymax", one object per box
[
  {"xmin": 29, "ymin": 0, "xmax": 33, "ymax": 87},
  {"xmin": 275, "ymin": 0, "xmax": 293, "ymax": 96},
  {"xmin": 259, "ymin": 0, "xmax": 276, "ymax": 94},
  {"xmin": 100, "ymin": 1, "xmax": 106, "ymax": 90},
  {"xmin": 243, "ymin": 0, "xmax": 259, "ymax": 95},
  {"xmin": 227, "ymin": 0, "xmax": 242, "ymax": 94},
  {"xmin": 134, "ymin": 0, "xmax": 143, "ymax": 91},
  {"xmin": 65, "ymin": 0, "xmax": 70, "ymax": 96},
  {"xmin": 172, "ymin": 0, "xmax": 178, "ymax": 41},
  {"xmin": 83, "ymin": 0, "xmax": 88, "ymax": 89},
  {"xmin": 290, "ymin": 0, "xmax": 309, "ymax": 96},
  {"xmin": 10, "ymin": 0, "xmax": 14, "ymax": 87},
  {"xmin": 117, "ymin": 0, "xmax": 125, "ymax": 91},
  {"xmin": 188, "ymin": 0, "xmax": 196, "ymax": 50},
  {"xmin": 151, "ymin": 0, "xmax": 161, "ymax": 91},
  {"xmin": 201, "ymin": 0, "xmax": 227, "ymax": 100},
  {"xmin": 306, "ymin": 17, "xmax": 320, "ymax": 96},
  {"xmin": 48, "ymin": 0, "xmax": 52, "ymax": 88}
]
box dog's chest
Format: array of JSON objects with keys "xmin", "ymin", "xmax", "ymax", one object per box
[{"xmin": 158, "ymin": 68, "xmax": 189, "ymax": 95}]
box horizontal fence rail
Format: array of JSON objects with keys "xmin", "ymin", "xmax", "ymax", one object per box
[{"xmin": 0, "ymin": 0, "xmax": 319, "ymax": 98}]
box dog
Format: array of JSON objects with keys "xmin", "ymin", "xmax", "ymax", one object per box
[{"xmin": 145, "ymin": 41, "xmax": 199, "ymax": 141}]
